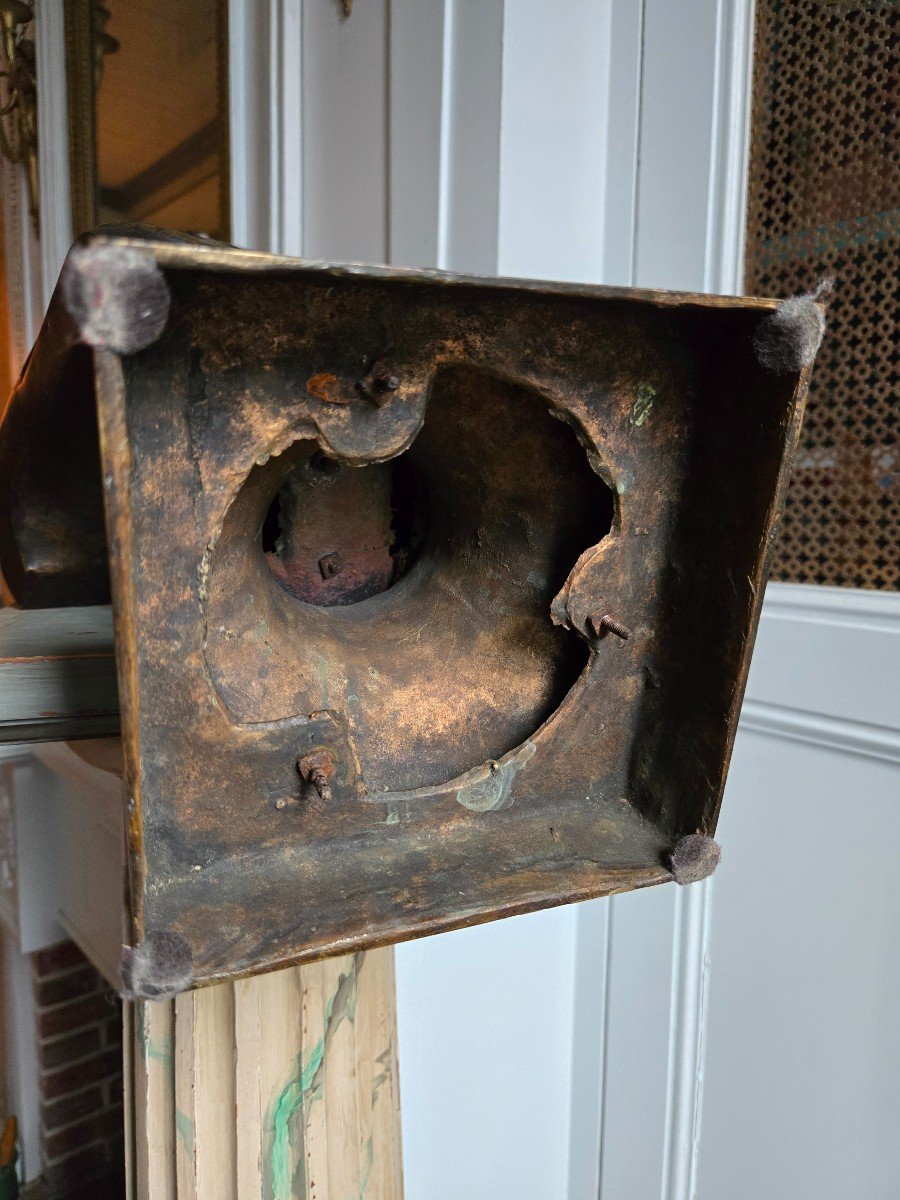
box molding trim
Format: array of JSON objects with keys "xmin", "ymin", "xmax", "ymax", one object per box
[
  {"xmin": 740, "ymin": 701, "xmax": 900, "ymax": 766},
  {"xmin": 568, "ymin": 898, "xmax": 613, "ymax": 1200},
  {"xmin": 0, "ymin": 157, "xmax": 38, "ymax": 378},
  {"xmin": 435, "ymin": 0, "xmax": 454, "ymax": 271},
  {"xmin": 34, "ymin": 0, "xmax": 73, "ymax": 307},
  {"xmin": 601, "ymin": 0, "xmax": 644, "ymax": 287},
  {"xmin": 746, "ymin": 583, "xmax": 900, "ymax": 764},
  {"xmin": 703, "ymin": 0, "xmax": 755, "ymax": 294},
  {"xmin": 269, "ymin": 0, "xmax": 303, "ymax": 257},
  {"xmin": 3, "ymin": 0, "xmax": 69, "ymax": 377},
  {"xmin": 660, "ymin": 879, "xmax": 714, "ymax": 1200},
  {"xmin": 228, "ymin": 0, "xmax": 302, "ymax": 256},
  {"xmin": 0, "ymin": 607, "xmax": 118, "ymax": 745},
  {"xmin": 228, "ymin": 0, "xmax": 271, "ymax": 250},
  {"xmin": 763, "ymin": 581, "xmax": 900, "ymax": 635},
  {"xmin": 433, "ymin": 0, "xmax": 503, "ymax": 275}
]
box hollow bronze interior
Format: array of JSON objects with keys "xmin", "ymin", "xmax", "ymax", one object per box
[{"xmin": 206, "ymin": 365, "xmax": 614, "ymax": 793}]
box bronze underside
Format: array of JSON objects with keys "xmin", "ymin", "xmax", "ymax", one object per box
[{"xmin": 0, "ymin": 236, "xmax": 809, "ymax": 985}]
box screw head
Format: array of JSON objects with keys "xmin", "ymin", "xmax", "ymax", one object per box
[
  {"xmin": 318, "ymin": 552, "xmax": 344, "ymax": 579},
  {"xmin": 356, "ymin": 358, "xmax": 401, "ymax": 405}
]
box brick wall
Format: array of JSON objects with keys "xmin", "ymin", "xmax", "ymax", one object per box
[{"xmin": 31, "ymin": 941, "xmax": 125, "ymax": 1200}]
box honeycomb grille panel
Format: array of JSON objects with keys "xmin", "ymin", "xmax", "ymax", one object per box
[{"xmin": 745, "ymin": 0, "xmax": 899, "ymax": 589}]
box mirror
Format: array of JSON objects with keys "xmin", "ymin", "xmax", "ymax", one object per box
[{"xmin": 64, "ymin": 0, "xmax": 229, "ymax": 240}]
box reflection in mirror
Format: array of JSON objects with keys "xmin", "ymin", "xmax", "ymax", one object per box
[{"xmin": 66, "ymin": 0, "xmax": 229, "ymax": 240}]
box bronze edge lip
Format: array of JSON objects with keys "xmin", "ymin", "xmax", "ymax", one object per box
[
  {"xmin": 186, "ymin": 865, "xmax": 673, "ymax": 991},
  {"xmin": 75, "ymin": 230, "xmax": 782, "ymax": 312},
  {"xmin": 2, "ymin": 652, "xmax": 115, "ymax": 663}
]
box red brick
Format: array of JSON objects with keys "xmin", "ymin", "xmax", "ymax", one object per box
[
  {"xmin": 55, "ymin": 1160, "xmax": 127, "ymax": 1200},
  {"xmin": 101, "ymin": 1073, "xmax": 124, "ymax": 1109},
  {"xmin": 37, "ymin": 990, "xmax": 116, "ymax": 1039},
  {"xmin": 103, "ymin": 1014, "xmax": 123, "ymax": 1047},
  {"xmin": 43, "ymin": 1134, "xmax": 123, "ymax": 1188},
  {"xmin": 32, "ymin": 940, "xmax": 89, "ymax": 978},
  {"xmin": 40, "ymin": 1048, "xmax": 123, "ymax": 1100},
  {"xmin": 33, "ymin": 964, "xmax": 104, "ymax": 1009},
  {"xmin": 41, "ymin": 1085, "xmax": 104, "ymax": 1132},
  {"xmin": 43, "ymin": 1106, "xmax": 124, "ymax": 1163},
  {"xmin": 38, "ymin": 1025, "xmax": 102, "ymax": 1071}
]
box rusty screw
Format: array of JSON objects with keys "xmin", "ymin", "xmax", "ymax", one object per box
[
  {"xmin": 297, "ymin": 748, "xmax": 335, "ymax": 806},
  {"xmin": 318, "ymin": 551, "xmax": 344, "ymax": 579},
  {"xmin": 588, "ymin": 613, "xmax": 631, "ymax": 641},
  {"xmin": 356, "ymin": 358, "xmax": 400, "ymax": 406}
]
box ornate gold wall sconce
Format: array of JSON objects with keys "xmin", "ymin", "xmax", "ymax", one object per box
[{"xmin": 0, "ymin": 0, "xmax": 37, "ymax": 233}]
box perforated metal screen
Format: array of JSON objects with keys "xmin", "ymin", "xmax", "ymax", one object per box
[{"xmin": 745, "ymin": 0, "xmax": 898, "ymax": 589}]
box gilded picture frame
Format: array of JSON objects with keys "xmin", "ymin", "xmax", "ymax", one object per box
[{"xmin": 63, "ymin": 0, "xmax": 230, "ymax": 241}]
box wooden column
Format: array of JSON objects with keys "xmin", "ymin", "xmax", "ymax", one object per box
[
  {"xmin": 19, "ymin": 731, "xmax": 403, "ymax": 1200},
  {"xmin": 128, "ymin": 949, "xmax": 403, "ymax": 1200}
]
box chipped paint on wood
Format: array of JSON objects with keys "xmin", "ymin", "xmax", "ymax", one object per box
[
  {"xmin": 266, "ymin": 954, "xmax": 363, "ymax": 1200},
  {"xmin": 175, "ymin": 1108, "xmax": 195, "ymax": 1160}
]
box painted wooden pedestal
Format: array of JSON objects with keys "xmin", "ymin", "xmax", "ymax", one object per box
[{"xmin": 128, "ymin": 950, "xmax": 403, "ymax": 1200}]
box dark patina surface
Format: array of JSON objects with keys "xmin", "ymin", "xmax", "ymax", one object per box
[{"xmin": 0, "ymin": 232, "xmax": 815, "ymax": 989}]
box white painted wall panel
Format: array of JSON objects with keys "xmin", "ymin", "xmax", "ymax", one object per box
[
  {"xmin": 598, "ymin": 888, "xmax": 680, "ymax": 1198},
  {"xmin": 744, "ymin": 586, "xmax": 900, "ymax": 734},
  {"xmin": 0, "ymin": 756, "xmax": 64, "ymax": 954},
  {"xmin": 567, "ymin": 898, "xmax": 610, "ymax": 1200},
  {"xmin": 397, "ymin": 910, "xmax": 578, "ymax": 1200},
  {"xmin": 698, "ymin": 732, "xmax": 900, "ymax": 1199},
  {"xmin": 301, "ymin": 0, "xmax": 389, "ymax": 262},
  {"xmin": 633, "ymin": 0, "xmax": 721, "ymax": 291},
  {"xmin": 498, "ymin": 0, "xmax": 611, "ymax": 283},
  {"xmin": 388, "ymin": 0, "xmax": 445, "ymax": 269},
  {"xmin": 600, "ymin": 0, "xmax": 644, "ymax": 287},
  {"xmin": 435, "ymin": 0, "xmax": 504, "ymax": 274}
]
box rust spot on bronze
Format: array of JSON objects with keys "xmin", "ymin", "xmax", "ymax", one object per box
[
  {"xmin": 306, "ymin": 371, "xmax": 347, "ymax": 405},
  {"xmin": 298, "ymin": 748, "xmax": 335, "ymax": 806}
]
